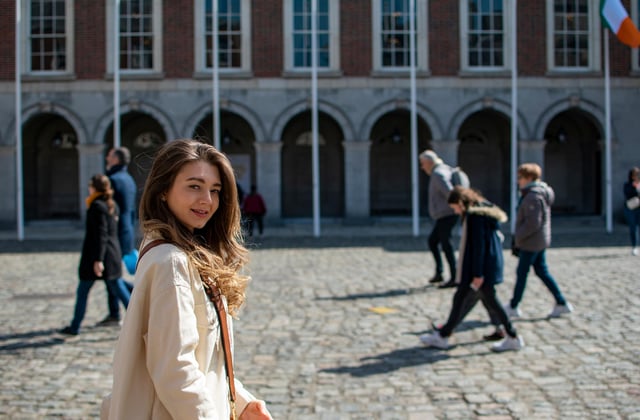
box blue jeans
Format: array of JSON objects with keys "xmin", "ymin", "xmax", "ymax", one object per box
[
  {"xmin": 70, "ymin": 278, "xmax": 130, "ymax": 333},
  {"xmin": 624, "ymin": 207, "xmax": 640, "ymax": 247},
  {"xmin": 107, "ymin": 278, "xmax": 134, "ymax": 319},
  {"xmin": 509, "ymin": 249, "xmax": 566, "ymax": 309}
]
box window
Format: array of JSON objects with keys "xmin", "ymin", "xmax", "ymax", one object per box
[
  {"xmin": 546, "ymin": 0, "xmax": 600, "ymax": 72},
  {"xmin": 195, "ymin": 0, "xmax": 251, "ymax": 73},
  {"xmin": 461, "ymin": 0, "xmax": 512, "ymax": 71},
  {"xmin": 284, "ymin": 0, "xmax": 340, "ymax": 72},
  {"xmin": 372, "ymin": 0, "xmax": 428, "ymax": 72},
  {"xmin": 106, "ymin": 0, "xmax": 163, "ymax": 74},
  {"xmin": 26, "ymin": 0, "xmax": 74, "ymax": 74}
]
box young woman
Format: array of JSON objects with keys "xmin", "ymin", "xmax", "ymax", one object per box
[
  {"xmin": 420, "ymin": 187, "xmax": 524, "ymax": 352},
  {"xmin": 623, "ymin": 167, "xmax": 640, "ymax": 255},
  {"xmin": 103, "ymin": 139, "xmax": 272, "ymax": 419},
  {"xmin": 60, "ymin": 174, "xmax": 130, "ymax": 336}
]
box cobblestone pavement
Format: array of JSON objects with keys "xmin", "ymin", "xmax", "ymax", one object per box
[{"xmin": 1, "ymin": 223, "xmax": 639, "ymax": 419}]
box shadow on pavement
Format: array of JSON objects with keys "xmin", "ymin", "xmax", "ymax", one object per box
[
  {"xmin": 0, "ymin": 328, "xmax": 66, "ymax": 352},
  {"xmin": 316, "ymin": 285, "xmax": 433, "ymax": 301}
]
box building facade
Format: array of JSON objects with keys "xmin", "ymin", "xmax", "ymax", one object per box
[{"xmin": 1, "ymin": 0, "xmax": 639, "ymax": 229}]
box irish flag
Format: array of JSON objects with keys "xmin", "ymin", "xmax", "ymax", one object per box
[{"xmin": 601, "ymin": 0, "xmax": 640, "ymax": 47}]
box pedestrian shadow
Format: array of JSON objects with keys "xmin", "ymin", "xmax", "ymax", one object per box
[
  {"xmin": 316, "ymin": 285, "xmax": 433, "ymax": 301},
  {"xmin": 0, "ymin": 328, "xmax": 65, "ymax": 352}
]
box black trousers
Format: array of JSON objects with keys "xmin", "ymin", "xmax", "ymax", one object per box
[
  {"xmin": 439, "ymin": 280, "xmax": 516, "ymax": 339},
  {"xmin": 428, "ymin": 214, "xmax": 459, "ymax": 280}
]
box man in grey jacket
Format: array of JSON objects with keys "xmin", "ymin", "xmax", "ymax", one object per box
[
  {"xmin": 419, "ymin": 150, "xmax": 459, "ymax": 288},
  {"xmin": 504, "ymin": 163, "xmax": 573, "ymax": 319}
]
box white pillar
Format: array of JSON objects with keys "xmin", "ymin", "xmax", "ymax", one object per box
[
  {"xmin": 254, "ymin": 141, "xmax": 283, "ymax": 220},
  {"xmin": 430, "ymin": 139, "xmax": 460, "ymax": 167},
  {"xmin": 343, "ymin": 140, "xmax": 371, "ymax": 221}
]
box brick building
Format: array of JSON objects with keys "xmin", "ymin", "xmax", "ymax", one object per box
[{"xmin": 0, "ymin": 0, "xmax": 639, "ymax": 229}]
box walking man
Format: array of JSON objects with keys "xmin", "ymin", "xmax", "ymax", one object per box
[
  {"xmin": 419, "ymin": 150, "xmax": 459, "ymax": 288},
  {"xmin": 504, "ymin": 163, "xmax": 573, "ymax": 319}
]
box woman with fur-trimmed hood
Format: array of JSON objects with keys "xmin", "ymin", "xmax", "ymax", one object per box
[{"xmin": 420, "ymin": 187, "xmax": 525, "ymax": 352}]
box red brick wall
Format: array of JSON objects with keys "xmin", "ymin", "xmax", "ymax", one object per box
[
  {"xmin": 429, "ymin": 0, "xmax": 459, "ymax": 76},
  {"xmin": 341, "ymin": 0, "xmax": 371, "ymax": 76},
  {"xmin": 0, "ymin": 1, "xmax": 15, "ymax": 80},
  {"xmin": 164, "ymin": 0, "xmax": 194, "ymax": 78},
  {"xmin": 518, "ymin": 0, "xmax": 546, "ymax": 76},
  {"xmin": 75, "ymin": 0, "xmax": 105, "ymax": 79},
  {"xmin": 253, "ymin": 1, "xmax": 282, "ymax": 77}
]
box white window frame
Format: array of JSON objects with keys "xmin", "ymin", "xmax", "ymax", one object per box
[
  {"xmin": 106, "ymin": 0, "xmax": 163, "ymax": 75},
  {"xmin": 460, "ymin": 0, "xmax": 512, "ymax": 73},
  {"xmin": 194, "ymin": 0, "xmax": 252, "ymax": 74},
  {"xmin": 283, "ymin": 0, "xmax": 341, "ymax": 73},
  {"xmin": 632, "ymin": 0, "xmax": 640, "ymax": 72},
  {"xmin": 372, "ymin": 0, "xmax": 428, "ymax": 73},
  {"xmin": 546, "ymin": 0, "xmax": 601, "ymax": 73},
  {"xmin": 23, "ymin": 0, "xmax": 74, "ymax": 75}
]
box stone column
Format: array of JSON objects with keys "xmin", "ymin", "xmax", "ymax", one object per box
[
  {"xmin": 518, "ymin": 140, "xmax": 546, "ymax": 173},
  {"xmin": 0, "ymin": 146, "xmax": 16, "ymax": 227},
  {"xmin": 343, "ymin": 140, "xmax": 371, "ymax": 223},
  {"xmin": 430, "ymin": 139, "xmax": 460, "ymax": 167},
  {"xmin": 254, "ymin": 141, "xmax": 283, "ymax": 220},
  {"xmin": 77, "ymin": 143, "xmax": 107, "ymax": 220}
]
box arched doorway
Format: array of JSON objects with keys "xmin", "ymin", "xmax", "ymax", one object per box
[
  {"xmin": 458, "ymin": 109, "xmax": 511, "ymax": 210},
  {"xmin": 193, "ymin": 110, "xmax": 257, "ymax": 197},
  {"xmin": 281, "ymin": 111, "xmax": 345, "ymax": 218},
  {"xmin": 369, "ymin": 110, "xmax": 431, "ymax": 216},
  {"xmin": 23, "ymin": 113, "xmax": 80, "ymax": 220},
  {"xmin": 105, "ymin": 111, "xmax": 167, "ymax": 201},
  {"xmin": 544, "ymin": 108, "xmax": 602, "ymax": 214}
]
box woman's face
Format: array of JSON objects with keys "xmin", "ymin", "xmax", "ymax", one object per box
[
  {"xmin": 449, "ymin": 202, "xmax": 464, "ymax": 215},
  {"xmin": 165, "ymin": 160, "xmax": 222, "ymax": 232}
]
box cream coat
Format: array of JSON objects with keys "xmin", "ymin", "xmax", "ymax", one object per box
[{"xmin": 103, "ymin": 239, "xmax": 255, "ymax": 419}]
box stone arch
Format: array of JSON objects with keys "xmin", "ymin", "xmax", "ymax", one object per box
[
  {"xmin": 184, "ymin": 100, "xmax": 267, "ymax": 142},
  {"xmin": 447, "ymin": 97, "xmax": 530, "ymax": 140},
  {"xmin": 534, "ymin": 97, "xmax": 604, "ymax": 141},
  {"xmin": 94, "ymin": 99, "xmax": 177, "ymax": 144},
  {"xmin": 4, "ymin": 101, "xmax": 88, "ymax": 147},
  {"xmin": 271, "ymin": 99, "xmax": 355, "ymax": 142},
  {"xmin": 359, "ymin": 99, "xmax": 443, "ymax": 141}
]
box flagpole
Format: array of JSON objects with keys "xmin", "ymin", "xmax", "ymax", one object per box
[
  {"xmin": 409, "ymin": 0, "xmax": 419, "ymax": 237},
  {"xmin": 604, "ymin": 28, "xmax": 613, "ymax": 233},
  {"xmin": 114, "ymin": 0, "xmax": 121, "ymax": 148},
  {"xmin": 15, "ymin": 0, "xmax": 24, "ymax": 241},
  {"xmin": 311, "ymin": 0, "xmax": 320, "ymax": 237},
  {"xmin": 510, "ymin": 0, "xmax": 518, "ymax": 234},
  {"xmin": 212, "ymin": 0, "xmax": 221, "ymax": 149}
]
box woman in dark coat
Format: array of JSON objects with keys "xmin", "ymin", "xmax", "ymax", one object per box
[
  {"xmin": 420, "ymin": 186, "xmax": 524, "ymax": 352},
  {"xmin": 60, "ymin": 174, "xmax": 130, "ymax": 335},
  {"xmin": 623, "ymin": 167, "xmax": 640, "ymax": 255}
]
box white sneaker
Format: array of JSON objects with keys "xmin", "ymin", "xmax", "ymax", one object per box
[
  {"xmin": 419, "ymin": 332, "xmax": 449, "ymax": 349},
  {"xmin": 548, "ymin": 302, "xmax": 573, "ymax": 318},
  {"xmin": 632, "ymin": 248, "xmax": 638, "ymax": 256},
  {"xmin": 503, "ymin": 303, "xmax": 522, "ymax": 319},
  {"xmin": 491, "ymin": 335, "xmax": 524, "ymax": 352}
]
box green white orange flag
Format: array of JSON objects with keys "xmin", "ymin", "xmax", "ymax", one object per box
[{"xmin": 601, "ymin": 0, "xmax": 640, "ymax": 47}]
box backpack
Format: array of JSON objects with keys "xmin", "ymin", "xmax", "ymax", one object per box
[{"xmin": 451, "ymin": 166, "xmax": 470, "ymax": 188}]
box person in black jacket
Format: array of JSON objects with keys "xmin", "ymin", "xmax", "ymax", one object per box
[
  {"xmin": 623, "ymin": 167, "xmax": 640, "ymax": 256},
  {"xmin": 60, "ymin": 174, "xmax": 131, "ymax": 336},
  {"xmin": 420, "ymin": 187, "xmax": 524, "ymax": 352}
]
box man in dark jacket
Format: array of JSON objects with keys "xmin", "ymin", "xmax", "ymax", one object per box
[
  {"xmin": 504, "ymin": 163, "xmax": 573, "ymax": 319},
  {"xmin": 99, "ymin": 147, "xmax": 137, "ymax": 326}
]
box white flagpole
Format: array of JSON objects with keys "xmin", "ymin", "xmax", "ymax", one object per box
[
  {"xmin": 409, "ymin": 0, "xmax": 419, "ymax": 237},
  {"xmin": 212, "ymin": 0, "xmax": 221, "ymax": 149},
  {"xmin": 510, "ymin": 0, "xmax": 518, "ymax": 233},
  {"xmin": 114, "ymin": 0, "xmax": 121, "ymax": 148},
  {"xmin": 15, "ymin": 0, "xmax": 24, "ymax": 241},
  {"xmin": 311, "ymin": 0, "xmax": 320, "ymax": 237},
  {"xmin": 604, "ymin": 29, "xmax": 613, "ymax": 233}
]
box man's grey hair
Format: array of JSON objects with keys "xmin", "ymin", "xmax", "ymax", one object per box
[
  {"xmin": 419, "ymin": 149, "xmax": 443, "ymax": 165},
  {"xmin": 113, "ymin": 147, "xmax": 131, "ymax": 165}
]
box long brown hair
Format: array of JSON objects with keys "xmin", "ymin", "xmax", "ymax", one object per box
[
  {"xmin": 90, "ymin": 174, "xmax": 117, "ymax": 216},
  {"xmin": 447, "ymin": 186, "xmax": 484, "ymax": 217},
  {"xmin": 139, "ymin": 139, "xmax": 248, "ymax": 315}
]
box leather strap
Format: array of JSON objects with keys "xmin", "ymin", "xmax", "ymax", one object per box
[{"xmin": 136, "ymin": 239, "xmax": 237, "ymax": 419}]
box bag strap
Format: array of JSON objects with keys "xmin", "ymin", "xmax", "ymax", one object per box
[{"xmin": 136, "ymin": 239, "xmax": 237, "ymax": 420}]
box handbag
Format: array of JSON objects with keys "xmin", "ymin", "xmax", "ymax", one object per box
[
  {"xmin": 626, "ymin": 196, "xmax": 640, "ymax": 210},
  {"xmin": 137, "ymin": 240, "xmax": 237, "ymax": 420}
]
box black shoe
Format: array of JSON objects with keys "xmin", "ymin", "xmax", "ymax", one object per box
[
  {"xmin": 96, "ymin": 315, "xmax": 121, "ymax": 327},
  {"xmin": 59, "ymin": 326, "xmax": 78, "ymax": 336},
  {"xmin": 428, "ymin": 273, "xmax": 444, "ymax": 284},
  {"xmin": 438, "ymin": 280, "xmax": 458, "ymax": 289},
  {"xmin": 483, "ymin": 330, "xmax": 506, "ymax": 341}
]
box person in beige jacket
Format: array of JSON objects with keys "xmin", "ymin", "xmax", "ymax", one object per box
[{"xmin": 103, "ymin": 139, "xmax": 272, "ymax": 420}]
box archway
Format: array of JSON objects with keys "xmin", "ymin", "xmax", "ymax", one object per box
[
  {"xmin": 369, "ymin": 110, "xmax": 431, "ymax": 216},
  {"xmin": 544, "ymin": 108, "xmax": 602, "ymax": 214},
  {"xmin": 281, "ymin": 111, "xmax": 345, "ymax": 218}
]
